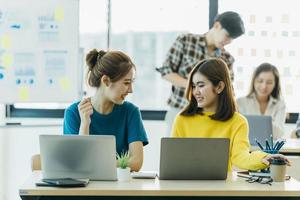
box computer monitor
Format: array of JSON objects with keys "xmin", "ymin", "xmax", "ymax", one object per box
[
  {"xmin": 244, "ymin": 115, "xmax": 273, "ymax": 146},
  {"xmin": 39, "ymin": 135, "xmax": 117, "ymax": 181},
  {"xmin": 159, "ymin": 138, "xmax": 229, "ymax": 180}
]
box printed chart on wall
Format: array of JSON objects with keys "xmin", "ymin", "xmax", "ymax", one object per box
[{"xmin": 0, "ymin": 0, "xmax": 80, "ymax": 103}]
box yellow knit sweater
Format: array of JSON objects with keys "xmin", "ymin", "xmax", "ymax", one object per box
[{"xmin": 172, "ymin": 112, "xmax": 268, "ymax": 171}]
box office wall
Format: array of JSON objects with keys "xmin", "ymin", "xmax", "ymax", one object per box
[{"xmin": 0, "ymin": 121, "xmax": 298, "ymax": 200}]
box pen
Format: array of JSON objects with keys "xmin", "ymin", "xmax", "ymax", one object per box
[
  {"xmin": 270, "ymin": 134, "xmax": 273, "ymax": 150},
  {"xmin": 276, "ymin": 141, "xmax": 285, "ymax": 151},
  {"xmin": 265, "ymin": 139, "xmax": 271, "ymax": 150},
  {"xmin": 273, "ymin": 141, "xmax": 279, "ymax": 150},
  {"xmin": 255, "ymin": 139, "xmax": 264, "ymax": 150}
]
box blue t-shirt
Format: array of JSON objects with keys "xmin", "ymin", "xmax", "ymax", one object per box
[{"xmin": 63, "ymin": 101, "xmax": 148, "ymax": 154}]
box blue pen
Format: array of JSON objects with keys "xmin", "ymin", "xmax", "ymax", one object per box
[
  {"xmin": 273, "ymin": 140, "xmax": 279, "ymax": 150},
  {"xmin": 270, "ymin": 134, "xmax": 273, "ymax": 150},
  {"xmin": 276, "ymin": 141, "xmax": 283, "ymax": 151},
  {"xmin": 276, "ymin": 141, "xmax": 285, "ymax": 151},
  {"xmin": 265, "ymin": 139, "xmax": 271, "ymax": 150},
  {"xmin": 255, "ymin": 139, "xmax": 264, "ymax": 150}
]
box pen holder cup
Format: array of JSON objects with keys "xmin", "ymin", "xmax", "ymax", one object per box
[
  {"xmin": 263, "ymin": 150, "xmax": 279, "ymax": 154},
  {"xmin": 260, "ymin": 150, "xmax": 279, "ymax": 173}
]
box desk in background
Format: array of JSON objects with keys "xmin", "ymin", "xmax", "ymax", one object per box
[
  {"xmin": 251, "ymin": 139, "xmax": 300, "ymax": 156},
  {"xmin": 20, "ymin": 171, "xmax": 300, "ymax": 200},
  {"xmin": 279, "ymin": 139, "xmax": 300, "ymax": 156}
]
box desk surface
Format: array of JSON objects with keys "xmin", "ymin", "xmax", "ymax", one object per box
[{"xmin": 19, "ymin": 171, "xmax": 300, "ymax": 197}]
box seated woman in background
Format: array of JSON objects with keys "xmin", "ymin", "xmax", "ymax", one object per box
[
  {"xmin": 237, "ymin": 63, "xmax": 286, "ymax": 139},
  {"xmin": 63, "ymin": 49, "xmax": 148, "ymax": 172},
  {"xmin": 172, "ymin": 58, "xmax": 290, "ymax": 171}
]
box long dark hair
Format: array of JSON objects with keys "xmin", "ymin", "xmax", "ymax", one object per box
[
  {"xmin": 181, "ymin": 58, "xmax": 236, "ymax": 121},
  {"xmin": 86, "ymin": 49, "xmax": 135, "ymax": 87},
  {"xmin": 247, "ymin": 63, "xmax": 281, "ymax": 99}
]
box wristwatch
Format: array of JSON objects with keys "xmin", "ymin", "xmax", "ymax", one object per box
[{"xmin": 296, "ymin": 130, "xmax": 300, "ymax": 138}]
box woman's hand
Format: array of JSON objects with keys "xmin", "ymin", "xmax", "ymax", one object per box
[
  {"xmin": 262, "ymin": 154, "xmax": 291, "ymax": 166},
  {"xmin": 78, "ymin": 98, "xmax": 93, "ymax": 134}
]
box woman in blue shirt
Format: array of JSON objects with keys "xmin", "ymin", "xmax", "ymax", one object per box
[{"xmin": 63, "ymin": 49, "xmax": 148, "ymax": 172}]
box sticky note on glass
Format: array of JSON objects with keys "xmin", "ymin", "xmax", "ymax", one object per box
[
  {"xmin": 285, "ymin": 84, "xmax": 293, "ymax": 95},
  {"xmin": 1, "ymin": 35, "xmax": 11, "ymax": 49},
  {"xmin": 292, "ymin": 31, "xmax": 299, "ymax": 37},
  {"xmin": 281, "ymin": 14, "xmax": 289, "ymax": 24},
  {"xmin": 19, "ymin": 86, "xmax": 29, "ymax": 101},
  {"xmin": 54, "ymin": 7, "xmax": 64, "ymax": 22},
  {"xmin": 288, "ymin": 50, "xmax": 296, "ymax": 56},
  {"xmin": 237, "ymin": 66, "xmax": 244, "ymax": 74},
  {"xmin": 265, "ymin": 16, "xmax": 272, "ymax": 23},
  {"xmin": 264, "ymin": 49, "xmax": 271, "ymax": 57},
  {"xmin": 237, "ymin": 48, "xmax": 244, "ymax": 56},
  {"xmin": 2, "ymin": 53, "xmax": 13, "ymax": 69},
  {"xmin": 251, "ymin": 49, "xmax": 257, "ymax": 56},
  {"xmin": 248, "ymin": 31, "xmax": 255, "ymax": 36},
  {"xmin": 283, "ymin": 67, "xmax": 291, "ymax": 77},
  {"xmin": 281, "ymin": 31, "xmax": 289, "ymax": 37},
  {"xmin": 249, "ymin": 15, "xmax": 256, "ymax": 23},
  {"xmin": 261, "ymin": 31, "xmax": 268, "ymax": 37},
  {"xmin": 59, "ymin": 77, "xmax": 71, "ymax": 91},
  {"xmin": 277, "ymin": 50, "xmax": 283, "ymax": 59},
  {"xmin": 235, "ymin": 80, "xmax": 244, "ymax": 91}
]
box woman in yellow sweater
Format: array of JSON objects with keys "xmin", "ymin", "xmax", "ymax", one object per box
[{"xmin": 172, "ymin": 58, "xmax": 290, "ymax": 171}]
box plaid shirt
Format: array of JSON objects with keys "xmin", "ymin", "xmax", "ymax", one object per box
[{"xmin": 157, "ymin": 33, "xmax": 235, "ymax": 109}]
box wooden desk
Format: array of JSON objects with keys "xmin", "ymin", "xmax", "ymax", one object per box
[{"xmin": 19, "ymin": 171, "xmax": 300, "ymax": 200}]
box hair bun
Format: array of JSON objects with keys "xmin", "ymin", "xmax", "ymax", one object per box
[
  {"xmin": 86, "ymin": 49, "xmax": 99, "ymax": 70},
  {"xmin": 97, "ymin": 50, "xmax": 106, "ymax": 60}
]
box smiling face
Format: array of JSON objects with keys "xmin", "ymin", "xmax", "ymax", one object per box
[
  {"xmin": 105, "ymin": 67, "xmax": 135, "ymax": 104},
  {"xmin": 254, "ymin": 71, "xmax": 276, "ymax": 99},
  {"xmin": 191, "ymin": 72, "xmax": 221, "ymax": 112}
]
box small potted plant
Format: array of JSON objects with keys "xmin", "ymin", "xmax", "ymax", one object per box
[{"xmin": 117, "ymin": 151, "xmax": 131, "ymax": 181}]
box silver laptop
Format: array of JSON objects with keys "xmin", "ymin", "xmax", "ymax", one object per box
[
  {"xmin": 39, "ymin": 135, "xmax": 117, "ymax": 181},
  {"xmin": 244, "ymin": 115, "xmax": 273, "ymax": 146},
  {"xmin": 159, "ymin": 138, "xmax": 229, "ymax": 180}
]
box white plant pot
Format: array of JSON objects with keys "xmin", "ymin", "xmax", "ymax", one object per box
[{"xmin": 117, "ymin": 167, "xmax": 131, "ymax": 181}]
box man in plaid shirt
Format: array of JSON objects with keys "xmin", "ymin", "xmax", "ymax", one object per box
[{"xmin": 157, "ymin": 11, "xmax": 245, "ymax": 135}]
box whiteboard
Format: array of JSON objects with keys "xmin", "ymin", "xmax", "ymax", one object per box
[{"xmin": 0, "ymin": 0, "xmax": 80, "ymax": 103}]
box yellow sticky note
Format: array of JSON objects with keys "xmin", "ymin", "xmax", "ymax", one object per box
[
  {"xmin": 281, "ymin": 14, "xmax": 289, "ymax": 24},
  {"xmin": 2, "ymin": 53, "xmax": 13, "ymax": 69},
  {"xmin": 1, "ymin": 35, "xmax": 11, "ymax": 49},
  {"xmin": 277, "ymin": 50, "xmax": 283, "ymax": 59},
  {"xmin": 284, "ymin": 84, "xmax": 293, "ymax": 95},
  {"xmin": 59, "ymin": 77, "xmax": 71, "ymax": 91},
  {"xmin": 55, "ymin": 7, "xmax": 64, "ymax": 22},
  {"xmin": 19, "ymin": 86, "xmax": 29, "ymax": 101}
]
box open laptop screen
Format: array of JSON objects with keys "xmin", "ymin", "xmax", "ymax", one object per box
[
  {"xmin": 159, "ymin": 138, "xmax": 229, "ymax": 180},
  {"xmin": 40, "ymin": 135, "xmax": 117, "ymax": 181}
]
